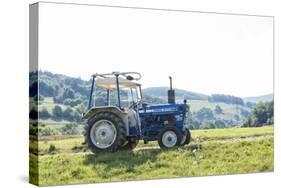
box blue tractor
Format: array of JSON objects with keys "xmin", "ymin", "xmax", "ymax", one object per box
[{"xmin": 82, "ymin": 72, "xmax": 191, "ymax": 153}]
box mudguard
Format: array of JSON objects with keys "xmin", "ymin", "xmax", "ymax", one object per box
[{"xmin": 82, "ymin": 106, "xmax": 133, "ymax": 135}]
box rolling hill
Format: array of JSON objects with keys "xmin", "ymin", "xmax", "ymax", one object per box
[
  {"xmin": 143, "ymin": 87, "xmax": 208, "ymax": 101},
  {"xmin": 30, "ymin": 71, "xmax": 256, "ymax": 130},
  {"xmin": 243, "ymin": 94, "xmax": 273, "ymax": 103}
]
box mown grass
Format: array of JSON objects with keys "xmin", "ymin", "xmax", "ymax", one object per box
[
  {"xmin": 30, "ymin": 137, "xmax": 273, "ymax": 186},
  {"xmin": 30, "ymin": 137, "xmax": 86, "ymax": 155},
  {"xmin": 191, "ymin": 126, "xmax": 273, "ymax": 141}
]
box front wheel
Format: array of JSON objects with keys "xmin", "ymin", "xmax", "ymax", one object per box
[
  {"xmin": 158, "ymin": 126, "xmax": 182, "ymax": 149},
  {"xmin": 180, "ymin": 128, "xmax": 191, "ymax": 145}
]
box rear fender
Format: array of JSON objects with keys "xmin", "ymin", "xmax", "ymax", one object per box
[{"xmin": 82, "ymin": 106, "xmax": 130, "ymax": 135}]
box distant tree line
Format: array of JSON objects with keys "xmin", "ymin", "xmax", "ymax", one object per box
[
  {"xmin": 29, "ymin": 105, "xmax": 82, "ymax": 122},
  {"xmin": 143, "ymin": 94, "xmax": 166, "ymax": 104},
  {"xmin": 208, "ymin": 94, "xmax": 244, "ymax": 105}
]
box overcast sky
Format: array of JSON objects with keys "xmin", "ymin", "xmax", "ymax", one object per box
[{"xmin": 38, "ymin": 2, "xmax": 273, "ymax": 97}]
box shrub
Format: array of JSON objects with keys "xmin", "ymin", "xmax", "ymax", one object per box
[
  {"xmin": 29, "ymin": 126, "xmax": 38, "ymax": 136},
  {"xmin": 38, "ymin": 127, "xmax": 61, "ymax": 136},
  {"xmin": 52, "ymin": 105, "xmax": 63, "ymax": 120},
  {"xmin": 63, "ymin": 88, "xmax": 75, "ymax": 99},
  {"xmin": 62, "ymin": 107, "xmax": 74, "ymax": 121},
  {"xmin": 34, "ymin": 94, "xmax": 44, "ymax": 102},
  {"xmin": 39, "ymin": 81, "xmax": 56, "ymax": 97},
  {"xmin": 54, "ymin": 96, "xmax": 64, "ymax": 104},
  {"xmin": 196, "ymin": 108, "xmax": 214, "ymax": 123},
  {"xmin": 29, "ymin": 107, "xmax": 38, "ymax": 120},
  {"xmin": 202, "ymin": 122, "xmax": 216, "ymax": 129},
  {"xmin": 73, "ymin": 111, "xmax": 81, "ymax": 122},
  {"xmin": 39, "ymin": 108, "xmax": 50, "ymax": 119},
  {"xmin": 75, "ymin": 104, "xmax": 86, "ymax": 114},
  {"xmin": 214, "ymin": 120, "xmax": 226, "ymax": 128},
  {"xmin": 61, "ymin": 123, "xmax": 80, "ymax": 135},
  {"xmin": 63, "ymin": 98, "xmax": 83, "ymax": 107},
  {"xmin": 48, "ymin": 144, "xmax": 57, "ymax": 154},
  {"xmin": 214, "ymin": 105, "xmax": 223, "ymax": 114},
  {"xmin": 243, "ymin": 101, "xmax": 274, "ymax": 127}
]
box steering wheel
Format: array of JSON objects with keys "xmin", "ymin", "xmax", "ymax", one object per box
[{"xmin": 129, "ymin": 99, "xmax": 142, "ymax": 109}]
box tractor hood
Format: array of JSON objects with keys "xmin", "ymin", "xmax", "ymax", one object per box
[{"xmin": 140, "ymin": 103, "xmax": 188, "ymax": 114}]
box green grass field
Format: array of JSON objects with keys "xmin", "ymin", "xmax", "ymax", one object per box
[{"xmin": 29, "ymin": 126, "xmax": 274, "ymax": 186}]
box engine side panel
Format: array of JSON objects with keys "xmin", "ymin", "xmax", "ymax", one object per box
[{"xmin": 139, "ymin": 104, "xmax": 189, "ymax": 141}]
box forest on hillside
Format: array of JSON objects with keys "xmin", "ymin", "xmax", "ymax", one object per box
[{"xmin": 29, "ymin": 71, "xmax": 274, "ymax": 136}]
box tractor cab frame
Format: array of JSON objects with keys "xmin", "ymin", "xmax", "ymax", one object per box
[{"xmin": 87, "ymin": 72, "xmax": 143, "ymax": 111}]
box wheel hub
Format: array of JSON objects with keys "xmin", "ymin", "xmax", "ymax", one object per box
[
  {"xmin": 90, "ymin": 120, "xmax": 117, "ymax": 149},
  {"xmin": 101, "ymin": 131, "xmax": 106, "ymax": 137},
  {"xmin": 162, "ymin": 131, "xmax": 177, "ymax": 148}
]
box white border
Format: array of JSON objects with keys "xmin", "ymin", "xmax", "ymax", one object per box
[{"xmin": 0, "ymin": 0, "xmax": 279, "ymax": 188}]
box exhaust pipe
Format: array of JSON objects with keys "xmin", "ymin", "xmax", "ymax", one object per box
[{"xmin": 168, "ymin": 76, "xmax": 175, "ymax": 104}]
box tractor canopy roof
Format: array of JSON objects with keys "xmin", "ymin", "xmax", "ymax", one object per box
[
  {"xmin": 96, "ymin": 77, "xmax": 141, "ymax": 89},
  {"xmin": 94, "ymin": 72, "xmax": 142, "ymax": 89}
]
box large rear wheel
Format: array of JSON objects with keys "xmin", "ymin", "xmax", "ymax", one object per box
[{"xmin": 84, "ymin": 112, "xmax": 126, "ymax": 153}]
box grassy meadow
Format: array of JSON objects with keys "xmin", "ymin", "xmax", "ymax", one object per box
[{"xmin": 30, "ymin": 126, "xmax": 274, "ymax": 186}]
